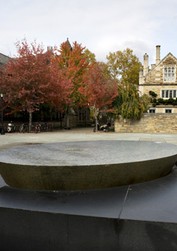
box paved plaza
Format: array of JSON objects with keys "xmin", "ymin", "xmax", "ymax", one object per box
[{"xmin": 1, "ymin": 128, "xmax": 177, "ymax": 148}]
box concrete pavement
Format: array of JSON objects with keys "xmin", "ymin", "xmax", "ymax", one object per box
[{"xmin": 1, "ymin": 128, "xmax": 177, "ymax": 149}]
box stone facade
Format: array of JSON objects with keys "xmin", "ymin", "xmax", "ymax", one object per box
[
  {"xmin": 115, "ymin": 114, "xmax": 177, "ymax": 133},
  {"xmin": 139, "ymin": 45, "xmax": 177, "ymax": 113}
]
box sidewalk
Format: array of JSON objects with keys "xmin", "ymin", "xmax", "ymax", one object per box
[{"xmin": 1, "ymin": 128, "xmax": 177, "ymax": 149}]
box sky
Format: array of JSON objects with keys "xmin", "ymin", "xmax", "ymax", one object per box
[{"xmin": 1, "ymin": 0, "xmax": 177, "ymax": 64}]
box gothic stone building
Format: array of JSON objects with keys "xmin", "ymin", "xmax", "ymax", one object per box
[
  {"xmin": 115, "ymin": 46, "xmax": 177, "ymax": 133},
  {"xmin": 139, "ymin": 45, "xmax": 177, "ymax": 113}
]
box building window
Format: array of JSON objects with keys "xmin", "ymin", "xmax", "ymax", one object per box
[
  {"xmin": 165, "ymin": 109, "xmax": 172, "ymax": 113},
  {"xmin": 161, "ymin": 90, "xmax": 177, "ymax": 99},
  {"xmin": 163, "ymin": 65, "xmax": 176, "ymax": 82},
  {"xmin": 149, "ymin": 108, "xmax": 156, "ymax": 113}
]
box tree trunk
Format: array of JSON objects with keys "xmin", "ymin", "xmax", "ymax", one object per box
[
  {"xmin": 29, "ymin": 111, "xmax": 33, "ymax": 132},
  {"xmin": 95, "ymin": 116, "xmax": 98, "ymax": 132},
  {"xmin": 93, "ymin": 106, "xmax": 99, "ymax": 132},
  {"xmin": 66, "ymin": 114, "xmax": 70, "ymax": 129},
  {"xmin": 65, "ymin": 107, "xmax": 70, "ymax": 129}
]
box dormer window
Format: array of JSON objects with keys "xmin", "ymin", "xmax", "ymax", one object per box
[{"xmin": 163, "ymin": 65, "xmax": 176, "ymax": 82}]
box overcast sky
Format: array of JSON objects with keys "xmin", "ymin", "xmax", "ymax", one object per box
[{"xmin": 1, "ymin": 0, "xmax": 177, "ymax": 63}]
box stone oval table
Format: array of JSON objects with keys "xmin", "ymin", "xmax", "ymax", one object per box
[{"xmin": 0, "ymin": 140, "xmax": 177, "ymax": 191}]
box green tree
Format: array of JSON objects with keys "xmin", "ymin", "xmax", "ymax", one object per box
[
  {"xmin": 113, "ymin": 83, "xmax": 149, "ymax": 120},
  {"xmin": 106, "ymin": 48, "xmax": 142, "ymax": 85},
  {"xmin": 107, "ymin": 48, "xmax": 150, "ymax": 120},
  {"xmin": 83, "ymin": 49, "xmax": 96, "ymax": 64}
]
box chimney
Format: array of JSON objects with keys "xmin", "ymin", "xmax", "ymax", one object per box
[
  {"xmin": 143, "ymin": 53, "xmax": 149, "ymax": 76},
  {"xmin": 156, "ymin": 45, "xmax": 161, "ymax": 65},
  {"xmin": 139, "ymin": 68, "xmax": 143, "ymax": 85}
]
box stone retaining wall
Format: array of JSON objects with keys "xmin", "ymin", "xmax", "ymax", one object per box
[{"xmin": 115, "ymin": 114, "xmax": 177, "ymax": 133}]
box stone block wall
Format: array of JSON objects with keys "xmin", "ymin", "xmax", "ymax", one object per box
[{"xmin": 115, "ymin": 114, "xmax": 177, "ymax": 133}]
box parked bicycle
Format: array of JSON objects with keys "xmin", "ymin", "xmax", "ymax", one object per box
[
  {"xmin": 19, "ymin": 123, "xmax": 29, "ymax": 133},
  {"xmin": 34, "ymin": 123, "xmax": 41, "ymax": 133},
  {"xmin": 19, "ymin": 122, "xmax": 53, "ymax": 133}
]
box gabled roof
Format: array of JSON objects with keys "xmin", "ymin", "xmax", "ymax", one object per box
[
  {"xmin": 146, "ymin": 52, "xmax": 177, "ymax": 76},
  {"xmin": 160, "ymin": 52, "xmax": 177, "ymax": 65},
  {"xmin": 0, "ymin": 53, "xmax": 11, "ymax": 66}
]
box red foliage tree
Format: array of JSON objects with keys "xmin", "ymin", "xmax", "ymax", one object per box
[
  {"xmin": 1, "ymin": 39, "xmax": 52, "ymax": 131},
  {"xmin": 0, "ymin": 38, "xmax": 118, "ymax": 131},
  {"xmin": 80, "ymin": 62, "xmax": 118, "ymax": 131},
  {"xmin": 47, "ymin": 58, "xmax": 72, "ymax": 112},
  {"xmin": 54, "ymin": 39, "xmax": 90, "ymax": 128}
]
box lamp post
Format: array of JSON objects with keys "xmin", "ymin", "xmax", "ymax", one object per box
[{"xmin": 0, "ymin": 93, "xmax": 5, "ymax": 135}]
